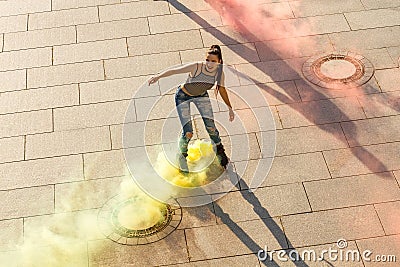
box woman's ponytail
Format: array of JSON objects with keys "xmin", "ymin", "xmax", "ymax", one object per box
[{"xmin": 208, "ymin": 45, "xmax": 223, "ymax": 98}]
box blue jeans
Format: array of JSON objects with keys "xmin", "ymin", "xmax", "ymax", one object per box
[{"xmin": 175, "ymin": 86, "xmax": 221, "ymax": 154}]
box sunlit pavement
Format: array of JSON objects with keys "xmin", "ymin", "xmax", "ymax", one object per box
[{"xmin": 0, "ymin": 0, "xmax": 400, "ymax": 266}]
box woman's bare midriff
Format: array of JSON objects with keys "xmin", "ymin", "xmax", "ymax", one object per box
[{"xmin": 180, "ymin": 84, "xmax": 196, "ymax": 96}]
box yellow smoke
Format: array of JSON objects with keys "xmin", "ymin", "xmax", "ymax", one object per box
[
  {"xmin": 3, "ymin": 140, "xmax": 221, "ymax": 266},
  {"xmin": 154, "ymin": 139, "xmax": 223, "ymax": 188}
]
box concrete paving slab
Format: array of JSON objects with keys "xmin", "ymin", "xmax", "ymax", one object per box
[
  {"xmin": 0, "ymin": 84, "xmax": 79, "ymax": 114},
  {"xmin": 80, "ymin": 75, "xmax": 159, "ymax": 104},
  {"xmin": 0, "ymin": 185, "xmax": 54, "ymax": 220},
  {"xmin": 323, "ymin": 142, "xmax": 400, "ymax": 178},
  {"xmin": 294, "ymin": 78, "xmax": 381, "ymax": 102},
  {"xmin": 260, "ymin": 241, "xmax": 363, "ymax": 267},
  {"xmin": 168, "ymin": 0, "xmax": 213, "ymax": 14},
  {"xmin": 0, "ymin": 136, "xmax": 25, "ymax": 164},
  {"xmin": 84, "ymin": 149, "xmax": 129, "ymax": 180},
  {"xmin": 0, "ymin": 15, "xmax": 27, "ymax": 34},
  {"xmin": 98, "ymin": 1, "xmax": 170, "ymax": 22},
  {"xmin": 52, "ymin": 0, "xmax": 119, "ymax": 10},
  {"xmin": 356, "ymin": 235, "xmax": 400, "ymax": 267},
  {"xmin": 212, "ymin": 108, "xmax": 278, "ymax": 136},
  {"xmin": 363, "ymin": 48, "xmax": 398, "ymax": 70},
  {"xmin": 185, "ymin": 218, "xmax": 287, "ymax": 261},
  {"xmin": 221, "ymin": 133, "xmax": 261, "ymax": 162},
  {"xmin": 180, "ymin": 43, "xmax": 261, "ymax": 65},
  {"xmin": 329, "ymin": 26, "xmax": 400, "ymax": 51},
  {"xmin": 289, "ymin": 0, "xmax": 364, "ymax": 18},
  {"xmin": 0, "ymin": 155, "xmax": 83, "ymax": 190},
  {"xmin": 24, "ymin": 209, "xmax": 103, "ymax": 246},
  {"xmin": 276, "ymin": 97, "xmax": 366, "ymax": 128},
  {"xmin": 255, "ymin": 35, "xmax": 334, "ymax": 62},
  {"xmin": 0, "ymin": 219, "xmax": 23, "ymax": 251},
  {"xmin": 281, "ymin": 205, "xmax": 384, "ymax": 247},
  {"xmin": 358, "ymin": 91, "xmax": 400, "ymax": 118},
  {"xmin": 53, "ymin": 38, "xmax": 128, "ymax": 65},
  {"xmin": 134, "ymin": 94, "xmax": 178, "ymax": 121},
  {"xmin": 0, "ymin": 0, "xmax": 50, "ymax": 17},
  {"xmin": 361, "ymin": 0, "xmax": 400, "ymax": 9},
  {"xmin": 77, "ymin": 17, "xmax": 150, "ymax": 42},
  {"xmin": 128, "ymin": 30, "xmax": 204, "ymax": 57},
  {"xmin": 88, "ymin": 230, "xmax": 189, "ymax": 266},
  {"xmin": 3, "ymin": 26, "xmax": 76, "ymax": 51},
  {"xmin": 104, "ymin": 52, "xmax": 181, "ymax": 79},
  {"xmin": 178, "ymin": 204, "xmax": 217, "ymax": 229},
  {"xmin": 304, "ymin": 173, "xmax": 400, "ymax": 211},
  {"xmin": 387, "ymin": 46, "xmax": 400, "ymax": 67},
  {"xmin": 25, "ymin": 126, "xmax": 111, "ymax": 159},
  {"xmin": 375, "ymin": 68, "xmax": 400, "ymax": 92},
  {"xmin": 140, "ymin": 117, "xmax": 185, "ymax": 146},
  {"xmin": 0, "ymin": 47, "xmax": 52, "ymax": 72},
  {"xmin": 0, "ymin": 69, "xmax": 26, "ymax": 93},
  {"xmin": 27, "ymin": 61, "xmax": 104, "ymax": 88},
  {"xmin": 213, "ymin": 184, "xmax": 311, "ymax": 222},
  {"xmin": 0, "ymin": 109, "xmax": 53, "ymax": 138},
  {"xmin": 341, "ymin": 115, "xmax": 400, "ymax": 146},
  {"xmin": 274, "ymin": 14, "xmax": 351, "ymax": 39},
  {"xmin": 235, "ymin": 152, "xmax": 331, "ymax": 188},
  {"xmin": 28, "ymin": 7, "xmax": 99, "ymax": 30},
  {"xmin": 374, "ymin": 201, "xmax": 400, "ymax": 235},
  {"xmin": 55, "ymin": 176, "xmax": 124, "ymax": 212},
  {"xmin": 167, "ymin": 254, "xmax": 260, "ymax": 267},
  {"xmin": 235, "ymin": 58, "xmax": 304, "ymax": 84},
  {"xmin": 53, "ymin": 100, "xmax": 132, "ymax": 131},
  {"xmin": 200, "ymin": 26, "xmax": 261, "ymax": 47},
  {"xmin": 148, "ymin": 11, "xmax": 223, "ymax": 34},
  {"xmin": 267, "ymin": 123, "xmax": 348, "ymax": 156},
  {"xmin": 345, "ymin": 8, "xmax": 400, "ymax": 30}
]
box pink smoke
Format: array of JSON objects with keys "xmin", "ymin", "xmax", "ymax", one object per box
[{"xmin": 205, "ymin": 0, "xmax": 316, "ymax": 60}]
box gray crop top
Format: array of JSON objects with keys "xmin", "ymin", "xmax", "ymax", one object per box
[{"xmin": 183, "ymin": 63, "xmax": 218, "ymax": 96}]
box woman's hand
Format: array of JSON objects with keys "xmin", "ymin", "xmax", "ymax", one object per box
[
  {"xmin": 228, "ymin": 107, "xmax": 235, "ymax": 122},
  {"xmin": 148, "ymin": 75, "xmax": 160, "ymax": 86}
]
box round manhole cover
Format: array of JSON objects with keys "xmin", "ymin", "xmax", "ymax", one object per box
[
  {"xmin": 302, "ymin": 52, "xmax": 374, "ymax": 89},
  {"xmin": 98, "ymin": 194, "xmax": 182, "ymax": 245}
]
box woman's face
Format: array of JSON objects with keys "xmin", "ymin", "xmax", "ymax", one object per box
[{"xmin": 205, "ymin": 54, "xmax": 220, "ymax": 71}]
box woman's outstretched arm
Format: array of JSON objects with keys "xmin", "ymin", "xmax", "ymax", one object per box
[
  {"xmin": 218, "ymin": 86, "xmax": 235, "ymax": 122},
  {"xmin": 148, "ymin": 62, "xmax": 197, "ymax": 85}
]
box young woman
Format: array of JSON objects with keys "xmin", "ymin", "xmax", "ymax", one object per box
[{"xmin": 148, "ymin": 45, "xmax": 234, "ymax": 173}]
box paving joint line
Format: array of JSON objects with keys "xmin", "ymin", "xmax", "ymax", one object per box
[
  {"xmin": 74, "ymin": 25, "xmax": 78, "ymax": 43},
  {"xmin": 23, "ymin": 135, "xmax": 26, "ymax": 160},
  {"xmin": 183, "ymin": 229, "xmax": 191, "ymax": 262},
  {"xmin": 82, "ymin": 154, "xmax": 85, "ymax": 180},
  {"xmin": 51, "ymin": 108, "xmax": 54, "ymax": 132},
  {"xmin": 354, "ymin": 239, "xmax": 367, "ymax": 267},
  {"xmin": 393, "ymin": 170, "xmax": 400, "ymax": 189},
  {"xmin": 301, "ymin": 182, "xmax": 313, "ymax": 212},
  {"xmin": 108, "ymin": 125, "xmax": 113, "ymax": 150},
  {"xmin": 26, "ymin": 14, "xmax": 29, "ymax": 31},
  {"xmin": 372, "ymin": 203, "xmax": 387, "ymax": 236},
  {"xmin": 1, "ymin": 33, "xmax": 4, "ymax": 52},
  {"xmin": 96, "ymin": 6, "xmax": 100, "ymax": 23},
  {"xmin": 320, "ymin": 151, "xmax": 333, "ymax": 178}
]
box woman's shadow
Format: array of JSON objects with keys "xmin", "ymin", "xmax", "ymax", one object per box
[{"xmin": 182, "ymin": 165, "xmax": 313, "ymax": 267}]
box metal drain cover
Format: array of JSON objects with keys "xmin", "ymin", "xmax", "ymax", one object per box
[
  {"xmin": 98, "ymin": 194, "xmax": 182, "ymax": 245},
  {"xmin": 302, "ymin": 51, "xmax": 374, "ymax": 89}
]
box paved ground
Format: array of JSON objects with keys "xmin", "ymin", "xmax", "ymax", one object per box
[{"xmin": 0, "ymin": 0, "xmax": 400, "ymax": 266}]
